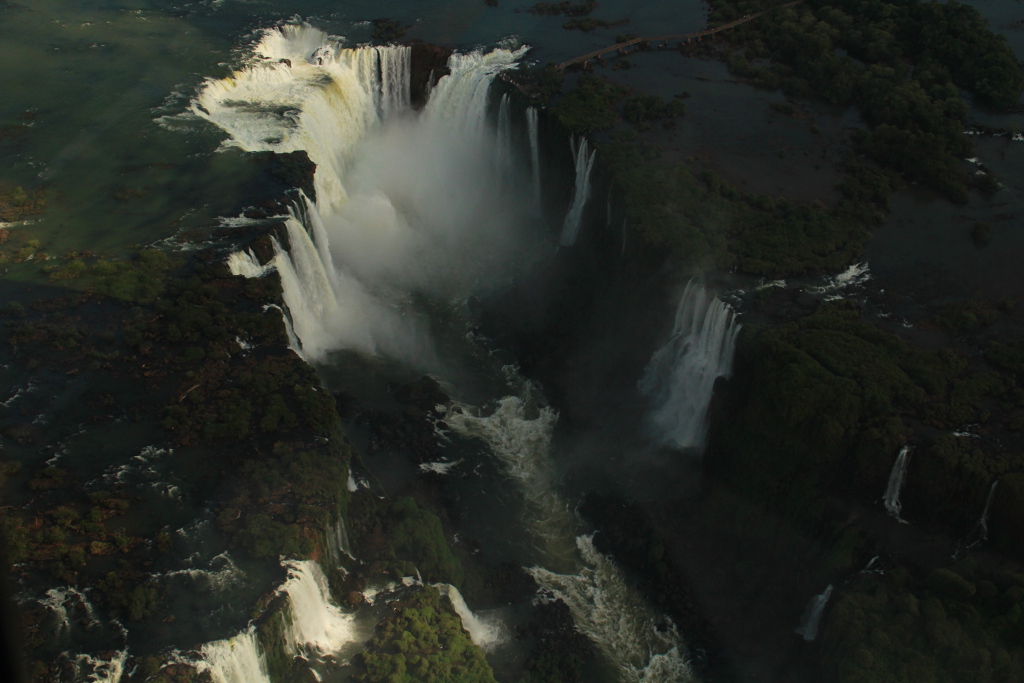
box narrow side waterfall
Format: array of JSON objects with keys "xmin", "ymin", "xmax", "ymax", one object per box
[
  {"xmin": 527, "ymin": 106, "xmax": 541, "ymax": 207},
  {"xmin": 444, "ymin": 372, "xmax": 693, "ymax": 681},
  {"xmin": 795, "ymin": 585, "xmax": 834, "ymax": 642},
  {"xmin": 638, "ymin": 282, "xmax": 741, "ymax": 450},
  {"xmin": 226, "ymin": 249, "xmax": 274, "ymax": 279},
  {"xmin": 279, "ymin": 560, "xmax": 356, "ymax": 655},
  {"xmin": 327, "ymin": 516, "xmax": 357, "ymax": 564},
  {"xmin": 883, "ymin": 446, "xmax": 912, "ymax": 520},
  {"xmin": 200, "ymin": 630, "xmax": 272, "ymax": 683},
  {"xmin": 529, "ymin": 536, "xmax": 695, "ymax": 683},
  {"xmin": 435, "ymin": 584, "xmax": 506, "ymax": 651},
  {"xmin": 560, "ymin": 136, "xmax": 597, "ymax": 247},
  {"xmin": 977, "ymin": 480, "xmax": 999, "ymax": 541},
  {"xmin": 496, "ymin": 92, "xmax": 513, "ymax": 176}
]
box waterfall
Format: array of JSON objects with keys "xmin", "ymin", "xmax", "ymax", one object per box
[
  {"xmin": 200, "ymin": 630, "xmax": 272, "ymax": 683},
  {"xmin": 197, "ymin": 28, "xmax": 532, "ymax": 366},
  {"xmin": 883, "ymin": 446, "xmax": 912, "ymax": 520},
  {"xmin": 795, "ymin": 585, "xmax": 834, "ymax": 642},
  {"xmin": 977, "ymin": 480, "xmax": 999, "ymax": 541},
  {"xmin": 192, "ymin": 24, "xmax": 407, "ymax": 213},
  {"xmin": 226, "ymin": 249, "xmax": 273, "ymax": 279},
  {"xmin": 327, "ymin": 516, "xmax": 357, "ymax": 564},
  {"xmin": 527, "ymin": 106, "xmax": 541, "ymax": 207},
  {"xmin": 560, "ymin": 136, "xmax": 597, "ymax": 247},
  {"xmin": 529, "ymin": 536, "xmax": 694, "ymax": 683},
  {"xmin": 496, "ymin": 93, "xmax": 513, "ymax": 176},
  {"xmin": 638, "ymin": 282, "xmax": 741, "ymax": 450},
  {"xmin": 425, "ymin": 47, "xmax": 529, "ymax": 138},
  {"xmin": 435, "ymin": 584, "xmax": 506, "ymax": 651},
  {"xmin": 280, "ymin": 560, "xmax": 356, "ymax": 655}
]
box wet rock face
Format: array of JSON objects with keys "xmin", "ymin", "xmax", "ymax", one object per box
[{"xmin": 410, "ymin": 43, "xmax": 452, "ymax": 109}]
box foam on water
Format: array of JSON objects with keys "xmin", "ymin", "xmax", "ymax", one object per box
[
  {"xmin": 442, "ymin": 389, "xmax": 575, "ymax": 563},
  {"xmin": 529, "ymin": 536, "xmax": 694, "ymax": 682}
]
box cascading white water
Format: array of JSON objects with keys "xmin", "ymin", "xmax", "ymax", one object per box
[
  {"xmin": 226, "ymin": 249, "xmax": 274, "ymax": 279},
  {"xmin": 279, "ymin": 559, "xmax": 357, "ymax": 655},
  {"xmin": 444, "ymin": 371, "xmax": 693, "ymax": 681},
  {"xmin": 529, "ymin": 536, "xmax": 694, "ymax": 683},
  {"xmin": 560, "ymin": 135, "xmax": 597, "ymax": 247},
  {"xmin": 883, "ymin": 446, "xmax": 912, "ymax": 520},
  {"xmin": 527, "ymin": 106, "xmax": 541, "ymax": 208},
  {"xmin": 435, "ymin": 583, "xmax": 506, "ymax": 651},
  {"xmin": 638, "ymin": 282, "xmax": 741, "ymax": 450},
  {"xmin": 73, "ymin": 650, "xmax": 129, "ymax": 683},
  {"xmin": 202, "ymin": 26, "xmax": 534, "ymax": 365},
  {"xmin": 795, "ymin": 584, "xmax": 834, "ymax": 642},
  {"xmin": 192, "ymin": 25, "xmax": 397, "ymax": 214},
  {"xmin": 199, "ymin": 629, "xmax": 272, "ymax": 683}
]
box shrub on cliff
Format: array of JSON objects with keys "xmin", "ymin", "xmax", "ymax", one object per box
[{"xmin": 353, "ymin": 586, "xmax": 497, "ymax": 683}]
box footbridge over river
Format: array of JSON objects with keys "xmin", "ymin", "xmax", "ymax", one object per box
[{"xmin": 555, "ymin": 1, "xmax": 802, "ymax": 71}]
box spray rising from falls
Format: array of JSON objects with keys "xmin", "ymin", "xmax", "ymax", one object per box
[
  {"xmin": 444, "ymin": 372, "xmax": 693, "ymax": 681},
  {"xmin": 205, "ymin": 26, "xmax": 535, "ymax": 364},
  {"xmin": 883, "ymin": 446, "xmax": 912, "ymax": 520},
  {"xmin": 638, "ymin": 282, "xmax": 741, "ymax": 450},
  {"xmin": 560, "ymin": 136, "xmax": 596, "ymax": 247}
]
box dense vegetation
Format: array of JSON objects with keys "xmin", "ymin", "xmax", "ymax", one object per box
[
  {"xmin": 352, "ymin": 586, "xmax": 497, "ymax": 683},
  {"xmin": 710, "ymin": 0, "xmax": 1022, "ymax": 202},
  {"xmin": 707, "ymin": 298, "xmax": 1024, "ymax": 528},
  {"xmin": 823, "ymin": 562, "xmax": 1024, "ymax": 683},
  {"xmin": 599, "ymin": 140, "xmax": 881, "ymax": 276}
]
